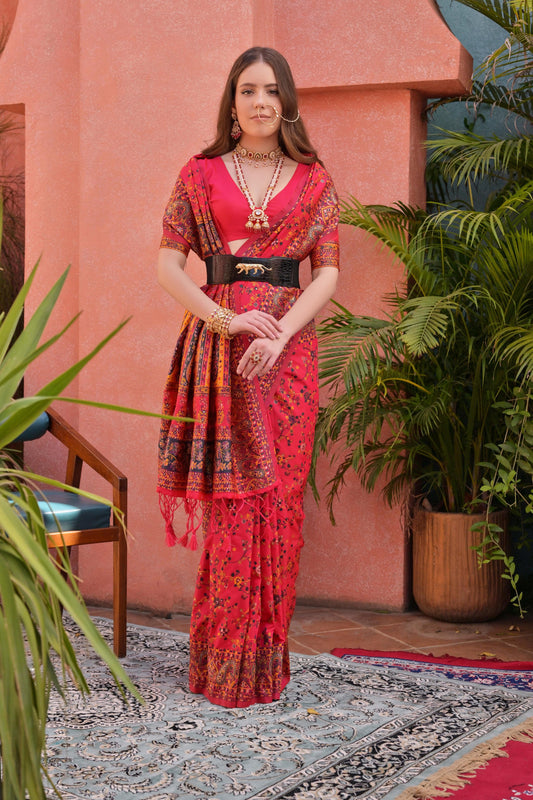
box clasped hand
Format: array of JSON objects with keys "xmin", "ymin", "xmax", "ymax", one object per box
[{"xmin": 228, "ymin": 310, "xmax": 289, "ymax": 380}]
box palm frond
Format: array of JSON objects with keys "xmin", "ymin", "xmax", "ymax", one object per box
[
  {"xmin": 466, "ymin": 82, "xmax": 533, "ymax": 122},
  {"xmin": 0, "ymin": 242, "xmax": 144, "ymax": 798},
  {"xmin": 423, "ymin": 205, "xmax": 506, "ymax": 246},
  {"xmin": 340, "ymin": 197, "xmax": 424, "ymax": 273},
  {"xmin": 471, "ymin": 81, "xmax": 533, "ymax": 122},
  {"xmin": 398, "ymin": 291, "xmax": 477, "ymax": 355},
  {"xmin": 318, "ymin": 316, "xmax": 404, "ymax": 392},
  {"xmin": 314, "ymin": 0, "xmax": 533, "ymax": 526},
  {"xmin": 456, "ymin": 0, "xmax": 516, "ymax": 28},
  {"xmin": 428, "ymin": 130, "xmax": 533, "ymax": 184},
  {"xmin": 477, "ymin": 229, "xmax": 533, "ymax": 310},
  {"xmin": 409, "ymin": 386, "xmax": 451, "ymax": 436},
  {"xmin": 492, "ymin": 326, "xmax": 533, "ymax": 375},
  {"xmin": 489, "ymin": 178, "xmax": 533, "ymax": 220},
  {"xmin": 453, "ymin": 0, "xmax": 531, "ymax": 35}
]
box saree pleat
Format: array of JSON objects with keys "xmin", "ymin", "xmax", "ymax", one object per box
[{"xmin": 157, "ymin": 155, "xmax": 338, "ymax": 707}]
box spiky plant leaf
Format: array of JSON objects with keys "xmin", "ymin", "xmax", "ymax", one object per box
[{"xmin": 0, "ymin": 244, "xmax": 145, "ymax": 798}]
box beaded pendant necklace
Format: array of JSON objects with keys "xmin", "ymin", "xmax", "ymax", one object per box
[{"xmin": 232, "ymin": 150, "xmax": 285, "ymax": 230}]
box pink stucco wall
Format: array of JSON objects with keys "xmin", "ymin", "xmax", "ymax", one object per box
[{"xmin": 0, "ymin": 0, "xmax": 471, "ymax": 613}]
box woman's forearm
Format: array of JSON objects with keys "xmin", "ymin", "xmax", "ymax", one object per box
[
  {"xmin": 279, "ymin": 267, "xmax": 338, "ymax": 339},
  {"xmin": 158, "ymin": 247, "xmax": 219, "ymax": 321},
  {"xmin": 158, "ymin": 247, "xmax": 284, "ymax": 340},
  {"xmin": 237, "ymin": 266, "xmax": 339, "ymax": 380}
]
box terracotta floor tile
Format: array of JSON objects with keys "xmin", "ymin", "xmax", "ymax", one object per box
[
  {"xmin": 126, "ymin": 612, "xmax": 174, "ymax": 630},
  {"xmin": 492, "ymin": 633, "xmax": 533, "ymax": 657},
  {"xmin": 87, "ymin": 606, "xmax": 113, "ymax": 621},
  {"xmin": 288, "ymin": 637, "xmax": 321, "ymax": 655},
  {"xmin": 164, "ymin": 614, "xmax": 191, "ymax": 634},
  {"xmin": 84, "ymin": 603, "xmax": 533, "ymax": 664},
  {"xmin": 290, "ymin": 606, "xmax": 365, "ymax": 634},
  {"xmin": 289, "ymin": 627, "xmax": 414, "ymax": 654},
  {"xmin": 474, "ymin": 612, "xmax": 533, "ymax": 636},
  {"xmin": 328, "ymin": 608, "xmax": 425, "ymax": 629},
  {"xmin": 289, "ymin": 618, "xmax": 361, "ymax": 636},
  {"xmin": 371, "ymin": 616, "xmax": 525, "ymax": 649},
  {"xmin": 87, "ymin": 606, "xmax": 174, "ymax": 631}
]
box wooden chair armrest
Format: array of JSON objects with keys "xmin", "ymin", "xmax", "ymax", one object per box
[
  {"xmin": 46, "ymin": 407, "xmax": 127, "ymax": 494},
  {"xmin": 43, "ymin": 408, "xmax": 128, "ymax": 657}
]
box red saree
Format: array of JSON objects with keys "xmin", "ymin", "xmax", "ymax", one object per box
[{"xmin": 158, "ymin": 155, "xmax": 339, "ymax": 707}]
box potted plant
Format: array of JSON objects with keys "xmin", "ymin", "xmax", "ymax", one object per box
[{"xmin": 311, "ymin": 0, "xmax": 533, "ymax": 622}]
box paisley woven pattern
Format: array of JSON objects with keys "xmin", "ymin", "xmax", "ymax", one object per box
[{"xmin": 45, "ymin": 617, "xmax": 533, "ymax": 800}]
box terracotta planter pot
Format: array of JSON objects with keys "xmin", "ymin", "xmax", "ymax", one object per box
[{"xmin": 412, "ymin": 508, "xmax": 510, "ymax": 623}]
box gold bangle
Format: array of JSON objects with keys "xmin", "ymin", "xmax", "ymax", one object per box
[{"xmin": 205, "ymin": 306, "xmax": 236, "ymax": 338}]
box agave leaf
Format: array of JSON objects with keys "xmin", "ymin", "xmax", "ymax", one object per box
[
  {"xmin": 0, "ymin": 266, "xmax": 71, "ymax": 409},
  {"xmin": 428, "ymin": 131, "xmax": 533, "ymax": 184},
  {"xmin": 0, "ymin": 497, "xmax": 137, "ymax": 692},
  {"xmin": 0, "ymin": 310, "xmax": 80, "ymax": 399},
  {"xmin": 0, "ymin": 556, "xmax": 47, "ymax": 797},
  {"xmin": 0, "ymin": 317, "xmax": 130, "ymax": 447},
  {"xmin": 44, "ymin": 394, "xmax": 194, "ymax": 422}
]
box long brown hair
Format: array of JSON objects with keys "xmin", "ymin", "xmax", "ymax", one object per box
[{"xmin": 202, "ymin": 47, "xmax": 320, "ymax": 165}]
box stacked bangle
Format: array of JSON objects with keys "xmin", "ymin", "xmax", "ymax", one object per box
[{"xmin": 205, "ymin": 306, "xmax": 236, "ymax": 338}]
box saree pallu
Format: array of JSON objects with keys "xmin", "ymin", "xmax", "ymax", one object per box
[{"xmin": 159, "ymin": 279, "xmax": 318, "ymax": 707}]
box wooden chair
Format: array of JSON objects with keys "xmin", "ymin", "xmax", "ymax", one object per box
[{"xmin": 18, "ymin": 407, "xmax": 128, "ymax": 656}]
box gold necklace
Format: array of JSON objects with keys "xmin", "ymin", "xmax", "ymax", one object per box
[
  {"xmin": 234, "ymin": 142, "xmax": 283, "ymax": 168},
  {"xmin": 232, "ymin": 150, "xmax": 285, "ymax": 230}
]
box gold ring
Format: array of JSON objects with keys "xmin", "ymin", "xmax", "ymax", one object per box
[{"xmin": 250, "ymin": 351, "xmax": 263, "ymax": 364}]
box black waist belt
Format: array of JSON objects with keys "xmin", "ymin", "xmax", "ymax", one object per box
[{"xmin": 205, "ymin": 254, "xmax": 300, "ymax": 289}]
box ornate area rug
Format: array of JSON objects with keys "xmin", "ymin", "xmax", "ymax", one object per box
[
  {"xmin": 334, "ymin": 648, "xmax": 533, "ymax": 799},
  {"xmin": 45, "ymin": 619, "xmax": 533, "ymax": 800}
]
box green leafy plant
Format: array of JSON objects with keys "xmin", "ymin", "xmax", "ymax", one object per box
[
  {"xmin": 472, "ymin": 385, "xmax": 533, "ymax": 615},
  {"xmin": 427, "ymin": 0, "xmax": 532, "ymax": 205},
  {"xmin": 312, "ymin": 197, "xmax": 533, "ymax": 513},
  {"xmin": 311, "ymin": 0, "xmax": 533, "ymax": 614},
  {"xmin": 0, "ymin": 220, "xmax": 151, "ymax": 797}
]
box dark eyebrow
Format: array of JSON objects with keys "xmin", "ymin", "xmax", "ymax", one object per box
[{"xmin": 239, "ymin": 82, "xmax": 278, "ymax": 89}]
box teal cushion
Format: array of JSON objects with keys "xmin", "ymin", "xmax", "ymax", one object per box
[
  {"xmin": 14, "ymin": 412, "xmax": 51, "ymax": 442},
  {"xmin": 35, "ymin": 489, "xmax": 111, "ymax": 532}
]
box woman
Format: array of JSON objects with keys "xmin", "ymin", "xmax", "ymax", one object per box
[{"xmin": 157, "ymin": 46, "xmax": 340, "ymax": 708}]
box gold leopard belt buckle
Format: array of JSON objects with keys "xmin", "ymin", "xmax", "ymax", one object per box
[{"xmin": 235, "ymin": 262, "xmax": 273, "ymax": 276}]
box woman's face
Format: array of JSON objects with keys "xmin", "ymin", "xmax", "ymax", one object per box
[{"xmin": 233, "ymin": 60, "xmax": 282, "ymax": 144}]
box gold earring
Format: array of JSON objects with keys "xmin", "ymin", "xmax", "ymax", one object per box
[{"xmin": 231, "ymin": 111, "xmax": 241, "ymax": 141}]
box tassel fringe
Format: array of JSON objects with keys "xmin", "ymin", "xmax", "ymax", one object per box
[
  {"xmin": 159, "ymin": 494, "xmax": 180, "ymax": 547},
  {"xmin": 396, "ymin": 719, "xmax": 533, "ymax": 800},
  {"xmin": 159, "ymin": 494, "xmax": 203, "ymax": 550},
  {"xmin": 158, "ymin": 490, "xmax": 280, "ymax": 551}
]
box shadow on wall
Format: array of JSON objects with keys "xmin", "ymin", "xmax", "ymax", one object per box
[{"xmin": 0, "ymin": 0, "xmax": 19, "ymax": 35}]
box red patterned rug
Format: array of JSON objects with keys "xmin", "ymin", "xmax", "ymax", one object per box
[{"xmin": 332, "ymin": 648, "xmax": 533, "ymax": 799}]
